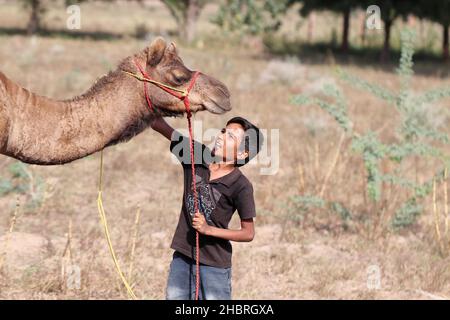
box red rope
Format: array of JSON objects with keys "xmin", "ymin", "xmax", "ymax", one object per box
[
  {"xmin": 134, "ymin": 62, "xmax": 154, "ymax": 112},
  {"xmin": 133, "ymin": 61, "xmax": 202, "ymax": 300}
]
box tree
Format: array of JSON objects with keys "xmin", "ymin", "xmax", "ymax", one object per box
[
  {"xmin": 160, "ymin": 0, "xmax": 208, "ymax": 43},
  {"xmin": 22, "ymin": 0, "xmax": 89, "ymax": 35},
  {"xmin": 22, "ymin": 0, "xmax": 44, "ymax": 35},
  {"xmin": 415, "ymin": 0, "xmax": 450, "ymax": 61},
  {"xmin": 212, "ymin": 0, "xmax": 287, "ymax": 36},
  {"xmin": 291, "ymin": 0, "xmax": 361, "ymax": 53},
  {"xmin": 369, "ymin": 0, "xmax": 414, "ymax": 62}
]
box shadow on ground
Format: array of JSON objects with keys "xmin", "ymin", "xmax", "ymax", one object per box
[
  {"xmin": 263, "ymin": 37, "xmax": 450, "ymax": 78},
  {"xmin": 0, "ymin": 27, "xmax": 177, "ymax": 42}
]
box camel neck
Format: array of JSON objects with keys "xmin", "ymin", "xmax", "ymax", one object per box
[{"xmin": 1, "ymin": 67, "xmax": 147, "ymax": 165}]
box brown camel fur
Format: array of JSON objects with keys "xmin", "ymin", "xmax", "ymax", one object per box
[{"xmin": 0, "ymin": 37, "xmax": 231, "ymax": 165}]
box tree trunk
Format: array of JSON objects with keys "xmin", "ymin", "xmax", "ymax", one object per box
[
  {"xmin": 381, "ymin": 18, "xmax": 392, "ymax": 63},
  {"xmin": 26, "ymin": 0, "xmax": 41, "ymax": 35},
  {"xmin": 360, "ymin": 11, "xmax": 366, "ymax": 46},
  {"xmin": 307, "ymin": 12, "xmax": 316, "ymax": 43},
  {"xmin": 181, "ymin": 0, "xmax": 201, "ymax": 43},
  {"xmin": 341, "ymin": 8, "xmax": 350, "ymax": 53},
  {"xmin": 443, "ymin": 24, "xmax": 449, "ymax": 61}
]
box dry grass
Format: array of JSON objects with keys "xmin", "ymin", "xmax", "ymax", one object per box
[{"xmin": 0, "ymin": 1, "xmax": 450, "ymax": 300}]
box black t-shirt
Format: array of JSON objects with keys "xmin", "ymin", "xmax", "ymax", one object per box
[{"xmin": 169, "ymin": 130, "xmax": 256, "ymax": 268}]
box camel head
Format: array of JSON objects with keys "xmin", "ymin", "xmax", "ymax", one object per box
[
  {"xmin": 0, "ymin": 37, "xmax": 232, "ymax": 165},
  {"xmin": 123, "ymin": 37, "xmax": 231, "ymax": 117}
]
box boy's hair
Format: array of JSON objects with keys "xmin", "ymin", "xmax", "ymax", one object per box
[{"xmin": 226, "ymin": 116, "xmax": 264, "ymax": 167}]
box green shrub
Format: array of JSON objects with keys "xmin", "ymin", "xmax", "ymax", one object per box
[
  {"xmin": 0, "ymin": 162, "xmax": 48, "ymax": 212},
  {"xmin": 291, "ymin": 29, "xmax": 450, "ymax": 230}
]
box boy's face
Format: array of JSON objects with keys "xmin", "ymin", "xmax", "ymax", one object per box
[{"xmin": 212, "ymin": 122, "xmax": 248, "ymax": 163}]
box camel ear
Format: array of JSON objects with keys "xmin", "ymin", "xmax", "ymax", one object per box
[
  {"xmin": 166, "ymin": 41, "xmax": 178, "ymax": 56},
  {"xmin": 146, "ymin": 37, "xmax": 167, "ymax": 67}
]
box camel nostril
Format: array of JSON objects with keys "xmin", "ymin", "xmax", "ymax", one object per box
[
  {"xmin": 196, "ymin": 74, "xmax": 231, "ymax": 113},
  {"xmin": 217, "ymin": 85, "xmax": 231, "ymax": 99},
  {"xmin": 205, "ymin": 76, "xmax": 231, "ymax": 98},
  {"xmin": 211, "ymin": 85, "xmax": 231, "ymax": 111},
  {"xmin": 209, "ymin": 95, "xmax": 231, "ymax": 112}
]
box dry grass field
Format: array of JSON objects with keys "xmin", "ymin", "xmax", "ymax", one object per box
[{"xmin": 0, "ymin": 1, "xmax": 450, "ymax": 300}]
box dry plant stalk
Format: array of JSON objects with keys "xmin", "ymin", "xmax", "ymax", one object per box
[
  {"xmin": 297, "ymin": 163, "xmax": 305, "ymax": 194},
  {"xmin": 362, "ymin": 162, "xmax": 368, "ymax": 208},
  {"xmin": 319, "ymin": 132, "xmax": 345, "ymax": 198},
  {"xmin": 444, "ymin": 168, "xmax": 449, "ymax": 247},
  {"xmin": 373, "ymin": 161, "xmax": 392, "ymax": 238},
  {"xmin": 61, "ymin": 216, "xmax": 73, "ymax": 292},
  {"xmin": 37, "ymin": 180, "xmax": 56, "ymax": 216},
  {"xmin": 127, "ymin": 205, "xmax": 141, "ymax": 284},
  {"xmin": 21, "ymin": 165, "xmax": 37, "ymax": 201},
  {"xmin": 314, "ymin": 142, "xmax": 320, "ymax": 183},
  {"xmin": 0, "ymin": 197, "xmax": 20, "ymax": 271},
  {"xmin": 432, "ymin": 177, "xmax": 445, "ymax": 255}
]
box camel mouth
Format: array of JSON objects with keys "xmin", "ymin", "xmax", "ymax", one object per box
[
  {"xmin": 155, "ymin": 106, "xmax": 185, "ymax": 118},
  {"xmin": 157, "ymin": 106, "xmax": 202, "ymax": 118},
  {"xmin": 166, "ymin": 111, "xmax": 185, "ymax": 118},
  {"xmin": 156, "ymin": 99, "xmax": 230, "ymax": 117},
  {"xmin": 202, "ymin": 99, "xmax": 231, "ymax": 115}
]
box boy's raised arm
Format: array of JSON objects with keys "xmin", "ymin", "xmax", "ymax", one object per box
[{"xmin": 150, "ymin": 116, "xmax": 174, "ymax": 141}]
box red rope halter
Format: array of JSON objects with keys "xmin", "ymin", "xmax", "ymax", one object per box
[{"xmin": 131, "ymin": 60, "xmax": 202, "ymax": 300}]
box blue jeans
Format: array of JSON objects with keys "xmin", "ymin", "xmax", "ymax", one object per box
[{"xmin": 165, "ymin": 251, "xmax": 232, "ymax": 300}]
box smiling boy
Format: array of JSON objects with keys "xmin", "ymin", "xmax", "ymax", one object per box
[{"xmin": 150, "ymin": 116, "xmax": 263, "ymax": 300}]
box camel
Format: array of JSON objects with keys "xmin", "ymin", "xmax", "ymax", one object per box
[{"xmin": 0, "ymin": 37, "xmax": 231, "ymax": 165}]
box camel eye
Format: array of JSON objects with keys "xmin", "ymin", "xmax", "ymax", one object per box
[{"xmin": 172, "ymin": 72, "xmax": 188, "ymax": 85}]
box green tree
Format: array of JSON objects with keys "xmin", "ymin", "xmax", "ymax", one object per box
[
  {"xmin": 160, "ymin": 0, "xmax": 208, "ymax": 43},
  {"xmin": 212, "ymin": 0, "xmax": 287, "ymax": 36}
]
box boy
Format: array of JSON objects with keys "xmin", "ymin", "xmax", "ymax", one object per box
[{"xmin": 150, "ymin": 115, "xmax": 263, "ymax": 300}]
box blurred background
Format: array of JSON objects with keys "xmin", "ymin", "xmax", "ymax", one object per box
[{"xmin": 0, "ymin": 0, "xmax": 450, "ymax": 299}]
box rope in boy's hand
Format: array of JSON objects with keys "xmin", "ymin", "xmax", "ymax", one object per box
[{"xmin": 192, "ymin": 211, "xmax": 210, "ymax": 235}]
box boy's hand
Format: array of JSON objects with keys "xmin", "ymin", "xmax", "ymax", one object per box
[
  {"xmin": 192, "ymin": 211, "xmax": 210, "ymax": 235},
  {"xmin": 149, "ymin": 116, "xmax": 174, "ymax": 140},
  {"xmin": 149, "ymin": 115, "xmax": 164, "ymax": 129}
]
